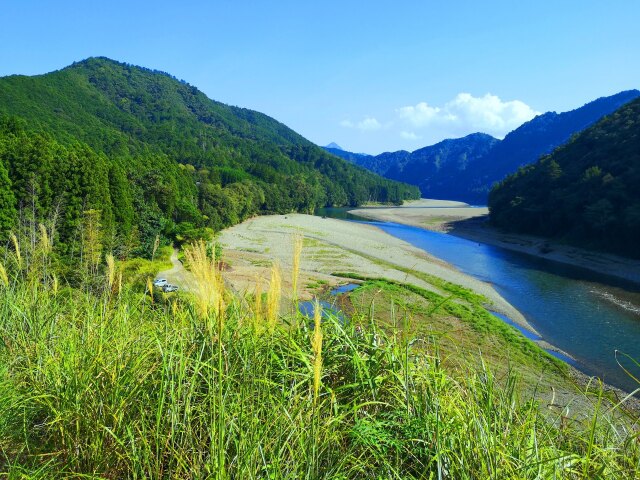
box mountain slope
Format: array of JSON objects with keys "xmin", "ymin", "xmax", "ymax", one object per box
[
  {"xmin": 463, "ymin": 90, "xmax": 640, "ymax": 202},
  {"xmin": 0, "ymin": 57, "xmax": 419, "ymax": 253},
  {"xmin": 489, "ymin": 97, "xmax": 640, "ymax": 257},
  {"xmin": 383, "ymin": 133, "xmax": 499, "ymax": 200},
  {"xmin": 328, "ymin": 134, "xmax": 497, "ymax": 201}
]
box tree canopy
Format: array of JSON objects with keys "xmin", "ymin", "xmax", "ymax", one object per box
[
  {"xmin": 0, "ymin": 57, "xmax": 419, "ymax": 256},
  {"xmin": 489, "ymin": 97, "xmax": 640, "ymax": 258}
]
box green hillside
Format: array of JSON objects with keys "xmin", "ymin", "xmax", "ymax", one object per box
[
  {"xmin": 489, "ymin": 97, "xmax": 640, "ymax": 257},
  {"xmin": 0, "ymin": 57, "xmax": 419, "ymax": 255}
]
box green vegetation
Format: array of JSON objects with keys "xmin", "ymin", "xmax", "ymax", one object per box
[
  {"xmin": 328, "ymin": 91, "xmax": 639, "ymax": 204},
  {"xmin": 489, "ymin": 97, "xmax": 640, "ymax": 257},
  {"xmin": 333, "ymin": 273, "xmax": 565, "ymax": 374},
  {"xmin": 1, "ymin": 238, "xmax": 638, "ymax": 478},
  {"xmin": 0, "ymin": 57, "xmax": 419, "ymax": 258},
  {"xmin": 120, "ymin": 245, "xmax": 174, "ymax": 286}
]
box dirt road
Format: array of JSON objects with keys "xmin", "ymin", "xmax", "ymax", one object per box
[{"xmin": 156, "ymin": 249, "xmax": 197, "ymax": 292}]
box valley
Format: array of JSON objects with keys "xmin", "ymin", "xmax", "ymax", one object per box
[
  {"xmin": 215, "ymin": 213, "xmax": 602, "ymax": 410},
  {"xmin": 349, "ymin": 200, "xmax": 640, "ymax": 285},
  {"xmin": 325, "ymin": 90, "xmax": 640, "ymax": 205},
  {"xmin": 1, "ymin": 52, "xmax": 639, "ymax": 477}
]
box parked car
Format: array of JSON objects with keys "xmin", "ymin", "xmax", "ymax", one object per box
[
  {"xmin": 162, "ymin": 284, "xmax": 179, "ymax": 293},
  {"xmin": 153, "ymin": 278, "xmax": 168, "ymax": 287}
]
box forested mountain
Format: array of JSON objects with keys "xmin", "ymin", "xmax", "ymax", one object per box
[
  {"xmin": 489, "ymin": 97, "xmax": 640, "ymax": 257},
  {"xmin": 326, "ymin": 134, "xmax": 497, "ymax": 201},
  {"xmin": 0, "ymin": 57, "xmax": 419, "ymax": 256},
  {"xmin": 383, "ymin": 134, "xmax": 498, "ymax": 200},
  {"xmin": 322, "ymin": 144, "xmax": 410, "ymax": 176},
  {"xmin": 332, "ymin": 91, "xmax": 640, "ymax": 203},
  {"xmin": 461, "ymin": 90, "xmax": 640, "ymax": 202}
]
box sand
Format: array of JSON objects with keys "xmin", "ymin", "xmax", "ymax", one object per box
[
  {"xmin": 352, "ymin": 201, "xmax": 488, "ymax": 232},
  {"xmin": 217, "ymin": 213, "xmax": 532, "ymax": 332},
  {"xmin": 351, "ymin": 199, "xmax": 640, "ymax": 285}
]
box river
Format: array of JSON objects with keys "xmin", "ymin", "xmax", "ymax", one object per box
[{"xmin": 316, "ymin": 207, "xmax": 640, "ymax": 394}]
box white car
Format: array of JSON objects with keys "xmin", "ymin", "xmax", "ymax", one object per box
[
  {"xmin": 153, "ymin": 278, "xmax": 168, "ymax": 287},
  {"xmin": 162, "ymin": 284, "xmax": 179, "ymax": 293}
]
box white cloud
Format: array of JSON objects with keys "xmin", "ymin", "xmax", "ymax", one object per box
[
  {"xmin": 337, "ymin": 93, "xmax": 539, "ymax": 152},
  {"xmin": 358, "ymin": 117, "xmax": 381, "ymax": 130},
  {"xmin": 396, "ymin": 93, "xmax": 539, "ymax": 138},
  {"xmin": 400, "ymin": 131, "xmax": 421, "ymax": 140},
  {"xmin": 397, "ymin": 102, "xmax": 442, "ymax": 126},
  {"xmin": 340, "ymin": 116, "xmax": 381, "ymax": 131}
]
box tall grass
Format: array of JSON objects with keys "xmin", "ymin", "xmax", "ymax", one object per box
[
  {"xmin": 291, "ymin": 233, "xmax": 303, "ymax": 308},
  {"xmin": 0, "ymin": 245, "xmax": 638, "ymax": 478},
  {"xmin": 253, "ymin": 275, "xmax": 264, "ymax": 331},
  {"xmin": 0, "ymin": 261, "xmax": 7, "ymax": 287},
  {"xmin": 183, "ymin": 240, "xmax": 225, "ymax": 319},
  {"xmin": 9, "ymin": 232, "xmax": 21, "ymax": 268},
  {"xmin": 266, "ymin": 261, "xmax": 281, "ymax": 333},
  {"xmin": 311, "ymin": 301, "xmax": 323, "ymax": 405}
]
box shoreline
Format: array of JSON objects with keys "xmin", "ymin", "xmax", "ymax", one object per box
[
  {"xmin": 216, "ymin": 213, "xmax": 639, "ymax": 409},
  {"xmin": 349, "ymin": 200, "xmax": 640, "ymax": 287},
  {"xmin": 217, "ymin": 213, "xmax": 533, "ymax": 333},
  {"xmin": 348, "ymin": 202, "xmax": 640, "ymax": 405}
]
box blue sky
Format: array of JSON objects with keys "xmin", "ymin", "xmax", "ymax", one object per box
[{"xmin": 1, "ymin": 0, "xmax": 639, "ymax": 154}]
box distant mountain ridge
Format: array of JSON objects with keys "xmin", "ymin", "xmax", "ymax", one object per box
[
  {"xmin": 323, "ymin": 146, "xmax": 373, "ymax": 165},
  {"xmin": 462, "ymin": 89, "xmax": 640, "ymax": 202},
  {"xmin": 323, "ymin": 134, "xmax": 497, "ymax": 202},
  {"xmin": 387, "ymin": 133, "xmax": 499, "ymax": 200},
  {"xmin": 326, "ymin": 90, "xmax": 640, "ymax": 203}
]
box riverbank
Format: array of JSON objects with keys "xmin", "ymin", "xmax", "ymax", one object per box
[
  {"xmin": 350, "ymin": 199, "xmax": 640, "ymax": 286},
  {"xmin": 217, "ymin": 213, "xmax": 530, "ymax": 331},
  {"xmin": 217, "ymin": 213, "xmax": 640, "ymax": 412}
]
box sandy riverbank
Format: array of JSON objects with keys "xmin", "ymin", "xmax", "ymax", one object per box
[
  {"xmin": 217, "ymin": 213, "xmax": 532, "ymax": 332},
  {"xmin": 351, "ymin": 199, "xmax": 640, "ymax": 285}
]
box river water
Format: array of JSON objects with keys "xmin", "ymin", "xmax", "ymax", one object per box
[{"xmin": 316, "ymin": 207, "xmax": 640, "ymax": 393}]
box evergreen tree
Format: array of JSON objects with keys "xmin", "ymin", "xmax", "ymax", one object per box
[
  {"xmin": 0, "ymin": 158, "xmax": 16, "ymax": 235},
  {"xmin": 489, "ymin": 97, "xmax": 640, "ymax": 257}
]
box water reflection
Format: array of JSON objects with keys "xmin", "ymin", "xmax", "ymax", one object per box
[{"xmin": 298, "ymin": 283, "xmax": 360, "ymax": 323}]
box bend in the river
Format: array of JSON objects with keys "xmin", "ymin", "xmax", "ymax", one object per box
[{"xmin": 317, "ymin": 207, "xmax": 640, "ymax": 394}]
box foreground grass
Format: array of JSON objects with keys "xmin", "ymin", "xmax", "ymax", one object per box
[{"xmin": 0, "ymin": 253, "xmax": 639, "ymax": 478}]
